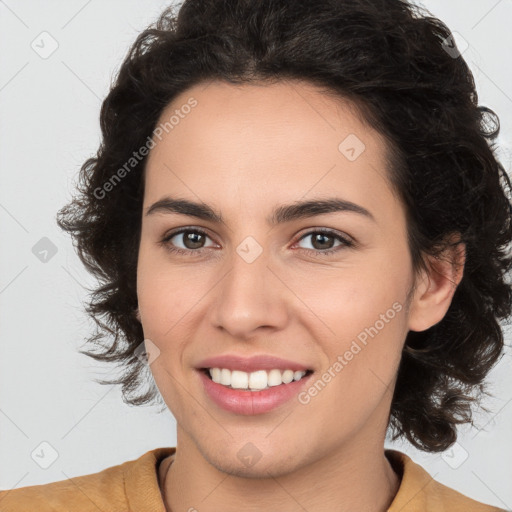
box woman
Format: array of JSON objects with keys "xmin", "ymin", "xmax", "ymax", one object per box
[{"xmin": 1, "ymin": 0, "xmax": 510, "ymax": 510}]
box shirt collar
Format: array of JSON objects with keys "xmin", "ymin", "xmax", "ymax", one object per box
[{"xmin": 123, "ymin": 447, "xmax": 445, "ymax": 512}]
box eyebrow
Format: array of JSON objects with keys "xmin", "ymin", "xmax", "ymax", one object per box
[{"xmin": 145, "ymin": 196, "xmax": 375, "ymax": 225}]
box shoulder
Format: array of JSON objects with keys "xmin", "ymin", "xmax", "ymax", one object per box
[
  {"xmin": 0, "ymin": 462, "xmax": 126, "ymax": 512},
  {"xmin": 386, "ymin": 449, "xmax": 508, "ymax": 512},
  {"xmin": 0, "ymin": 447, "xmax": 175, "ymax": 512}
]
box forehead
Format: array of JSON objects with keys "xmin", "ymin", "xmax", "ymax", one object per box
[
  {"xmin": 148, "ymin": 79, "xmax": 381, "ymax": 161},
  {"xmin": 143, "ymin": 80, "xmax": 397, "ymax": 223}
]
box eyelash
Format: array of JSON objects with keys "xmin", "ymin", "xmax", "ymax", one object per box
[{"xmin": 159, "ymin": 227, "xmax": 355, "ymax": 258}]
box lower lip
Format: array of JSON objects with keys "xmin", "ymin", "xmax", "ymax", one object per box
[{"xmin": 197, "ymin": 370, "xmax": 313, "ymax": 415}]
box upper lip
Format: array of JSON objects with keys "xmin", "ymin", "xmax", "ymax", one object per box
[{"xmin": 196, "ymin": 354, "xmax": 313, "ymax": 373}]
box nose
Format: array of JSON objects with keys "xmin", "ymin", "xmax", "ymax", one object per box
[{"xmin": 211, "ymin": 244, "xmax": 289, "ymax": 339}]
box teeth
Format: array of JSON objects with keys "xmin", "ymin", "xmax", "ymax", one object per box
[{"xmin": 208, "ymin": 368, "xmax": 308, "ymax": 391}]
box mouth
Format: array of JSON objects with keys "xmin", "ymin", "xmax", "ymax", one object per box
[
  {"xmin": 198, "ymin": 367, "xmax": 314, "ymax": 391},
  {"xmin": 197, "ymin": 366, "xmax": 315, "ymax": 415}
]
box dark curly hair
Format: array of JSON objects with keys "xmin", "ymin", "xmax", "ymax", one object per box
[{"xmin": 56, "ymin": 0, "xmax": 512, "ymax": 452}]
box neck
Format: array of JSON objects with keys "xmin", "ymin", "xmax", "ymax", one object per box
[{"xmin": 160, "ymin": 430, "xmax": 401, "ymax": 512}]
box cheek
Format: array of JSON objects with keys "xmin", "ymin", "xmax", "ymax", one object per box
[
  {"xmin": 293, "ymin": 261, "xmax": 407, "ymax": 335},
  {"xmin": 302, "ymin": 275, "xmax": 407, "ymax": 417},
  {"xmin": 136, "ymin": 241, "xmax": 190, "ymax": 339},
  {"xmin": 136, "ymin": 247, "xmax": 195, "ymax": 413},
  {"xmin": 293, "ymin": 253, "xmax": 409, "ymax": 379}
]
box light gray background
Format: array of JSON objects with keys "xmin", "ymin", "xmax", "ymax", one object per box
[{"xmin": 0, "ymin": 0, "xmax": 511, "ymax": 509}]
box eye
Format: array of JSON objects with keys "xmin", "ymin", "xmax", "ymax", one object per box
[
  {"xmin": 160, "ymin": 227, "xmax": 216, "ymax": 256},
  {"xmin": 294, "ymin": 229, "xmax": 354, "ymax": 257},
  {"xmin": 159, "ymin": 227, "xmax": 354, "ymax": 257}
]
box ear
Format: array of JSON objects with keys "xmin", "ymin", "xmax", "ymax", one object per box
[
  {"xmin": 134, "ymin": 307, "xmax": 141, "ymax": 322},
  {"xmin": 407, "ymin": 234, "xmax": 466, "ymax": 332}
]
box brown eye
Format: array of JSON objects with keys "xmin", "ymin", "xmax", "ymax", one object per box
[
  {"xmin": 310, "ymin": 233, "xmax": 336, "ymax": 250},
  {"xmin": 296, "ymin": 229, "xmax": 354, "ymax": 256},
  {"xmin": 179, "ymin": 231, "xmax": 206, "ymax": 249},
  {"xmin": 160, "ymin": 228, "xmax": 215, "ymax": 255},
  {"xmin": 160, "ymin": 227, "xmax": 354, "ymax": 258}
]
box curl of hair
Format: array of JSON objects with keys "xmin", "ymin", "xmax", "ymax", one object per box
[{"xmin": 57, "ymin": 0, "xmax": 512, "ymax": 451}]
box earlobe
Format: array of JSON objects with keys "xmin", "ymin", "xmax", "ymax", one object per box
[
  {"xmin": 135, "ymin": 307, "xmax": 141, "ymax": 322},
  {"xmin": 407, "ymin": 237, "xmax": 466, "ymax": 332}
]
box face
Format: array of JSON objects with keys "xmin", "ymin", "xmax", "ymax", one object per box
[{"xmin": 137, "ymin": 79, "xmax": 418, "ymax": 477}]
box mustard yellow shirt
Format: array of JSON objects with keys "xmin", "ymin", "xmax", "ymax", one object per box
[{"xmin": 0, "ymin": 447, "xmax": 506, "ymax": 511}]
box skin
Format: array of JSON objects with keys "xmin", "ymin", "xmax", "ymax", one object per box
[{"xmin": 136, "ymin": 79, "xmax": 465, "ymax": 512}]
